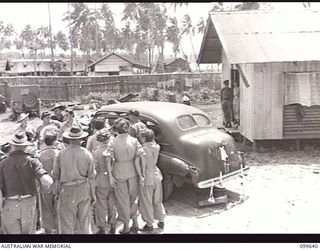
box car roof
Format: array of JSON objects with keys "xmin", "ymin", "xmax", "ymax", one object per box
[{"xmin": 97, "ymin": 101, "xmax": 208, "ymax": 121}]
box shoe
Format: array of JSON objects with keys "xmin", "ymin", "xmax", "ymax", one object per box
[
  {"xmin": 109, "ymin": 225, "xmax": 116, "ymax": 234},
  {"xmin": 119, "ymin": 228, "xmax": 130, "ymax": 234},
  {"xmin": 96, "ymin": 227, "xmax": 106, "ymax": 234},
  {"xmin": 140, "ymin": 224, "xmax": 153, "ymax": 232},
  {"xmin": 130, "ymin": 226, "xmax": 139, "ymax": 234},
  {"xmin": 157, "ymin": 221, "xmax": 164, "ymax": 229}
]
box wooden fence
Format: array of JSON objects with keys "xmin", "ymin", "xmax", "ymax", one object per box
[{"xmin": 0, "ymin": 72, "xmax": 221, "ymax": 105}]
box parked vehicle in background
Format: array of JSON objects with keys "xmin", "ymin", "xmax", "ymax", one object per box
[
  {"xmin": 9, "ymin": 85, "xmax": 41, "ymax": 120},
  {"xmin": 92, "ymin": 101, "xmax": 248, "ymax": 200}
]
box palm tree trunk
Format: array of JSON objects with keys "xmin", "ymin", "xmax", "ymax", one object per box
[
  {"xmin": 68, "ymin": 3, "xmax": 74, "ymax": 76},
  {"xmin": 48, "ymin": 3, "xmax": 55, "ymax": 63},
  {"xmin": 189, "ymin": 34, "xmax": 200, "ymax": 71}
]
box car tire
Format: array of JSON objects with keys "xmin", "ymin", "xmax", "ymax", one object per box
[{"xmin": 162, "ymin": 174, "xmax": 174, "ymax": 201}]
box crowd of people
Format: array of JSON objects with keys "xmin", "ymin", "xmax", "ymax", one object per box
[{"xmin": 0, "ymin": 104, "xmax": 166, "ymax": 234}]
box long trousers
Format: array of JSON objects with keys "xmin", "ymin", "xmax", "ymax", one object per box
[
  {"xmin": 57, "ymin": 181, "xmax": 91, "ymax": 234},
  {"xmin": 139, "ymin": 181, "xmax": 166, "ymax": 225},
  {"xmin": 40, "ymin": 192, "xmax": 57, "ymax": 233},
  {"xmin": 2, "ymin": 196, "xmax": 37, "ymax": 234},
  {"xmin": 95, "ymin": 186, "xmax": 117, "ymax": 228},
  {"xmin": 222, "ymin": 100, "xmax": 233, "ymax": 123},
  {"xmin": 114, "ymin": 176, "xmax": 139, "ymax": 228}
]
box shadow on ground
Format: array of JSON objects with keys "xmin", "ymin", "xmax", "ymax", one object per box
[{"xmin": 164, "ymin": 184, "xmax": 248, "ymax": 218}]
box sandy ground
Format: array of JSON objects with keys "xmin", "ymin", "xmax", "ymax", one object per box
[{"xmin": 1, "ymin": 104, "xmax": 320, "ymax": 234}]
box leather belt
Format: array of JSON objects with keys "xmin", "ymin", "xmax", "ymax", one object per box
[
  {"xmin": 61, "ymin": 178, "xmax": 87, "ymax": 186},
  {"xmin": 6, "ymin": 194, "xmax": 33, "ymax": 200}
]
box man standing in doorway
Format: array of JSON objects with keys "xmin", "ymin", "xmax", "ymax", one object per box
[{"xmin": 221, "ymin": 80, "xmax": 234, "ymax": 128}]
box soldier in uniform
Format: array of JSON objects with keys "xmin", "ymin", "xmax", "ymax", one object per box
[
  {"xmin": 220, "ymin": 80, "xmax": 234, "ymax": 128},
  {"xmin": 138, "ymin": 129, "xmax": 166, "ymax": 232},
  {"xmin": 36, "ymin": 112, "xmax": 61, "ymax": 150},
  {"xmin": 86, "ymin": 117, "xmax": 108, "ymax": 153},
  {"xmin": 0, "ymin": 131, "xmax": 53, "ymax": 234},
  {"xmin": 38, "ymin": 131, "xmax": 61, "ymax": 234},
  {"xmin": 52, "ymin": 126, "xmax": 96, "ymax": 234},
  {"xmin": 57, "ymin": 110, "xmax": 82, "ymax": 143},
  {"xmin": 50, "ymin": 104, "xmax": 65, "ymax": 123},
  {"xmin": 16, "ymin": 113, "xmax": 36, "ymax": 142},
  {"xmin": 104, "ymin": 118, "xmax": 145, "ymax": 234},
  {"xmin": 92, "ymin": 128, "xmax": 117, "ymax": 234}
]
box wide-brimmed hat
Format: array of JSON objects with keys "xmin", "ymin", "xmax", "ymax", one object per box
[
  {"xmin": 50, "ymin": 103, "xmax": 65, "ymax": 111},
  {"xmin": 10, "ymin": 131, "xmax": 32, "ymax": 146},
  {"xmin": 63, "ymin": 126, "xmax": 88, "ymax": 140},
  {"xmin": 17, "ymin": 113, "xmax": 29, "ymax": 123}
]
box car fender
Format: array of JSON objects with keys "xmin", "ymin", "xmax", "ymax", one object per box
[{"xmin": 158, "ymin": 152, "xmax": 192, "ymax": 178}]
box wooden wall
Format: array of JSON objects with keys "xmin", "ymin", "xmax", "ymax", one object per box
[
  {"xmin": 239, "ymin": 63, "xmax": 255, "ymax": 141},
  {"xmin": 95, "ymin": 54, "xmax": 132, "ymax": 73},
  {"xmin": 238, "ymin": 61, "xmax": 320, "ymax": 141}
]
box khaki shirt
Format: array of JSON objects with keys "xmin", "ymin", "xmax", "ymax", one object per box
[
  {"xmin": 38, "ymin": 145, "xmax": 60, "ymax": 193},
  {"xmin": 104, "ymin": 133, "xmax": 145, "ymax": 180},
  {"xmin": 52, "ymin": 145, "xmax": 94, "ymax": 184},
  {"xmin": 86, "ymin": 134, "xmax": 104, "ymax": 153},
  {"xmin": 92, "ymin": 142, "xmax": 111, "ymax": 188},
  {"xmin": 142, "ymin": 141, "xmax": 163, "ymax": 186}
]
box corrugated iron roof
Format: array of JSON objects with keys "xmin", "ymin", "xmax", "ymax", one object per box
[
  {"xmin": 7, "ymin": 59, "xmax": 85, "ymax": 73},
  {"xmin": 198, "ymin": 10, "xmax": 320, "ymax": 64},
  {"xmin": 87, "ymin": 52, "xmax": 151, "ymax": 70}
]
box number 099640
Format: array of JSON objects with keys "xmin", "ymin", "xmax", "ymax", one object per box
[{"xmin": 300, "ymin": 244, "xmax": 318, "ymax": 248}]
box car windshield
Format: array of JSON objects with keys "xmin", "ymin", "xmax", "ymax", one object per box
[{"xmin": 177, "ymin": 114, "xmax": 211, "ymax": 130}]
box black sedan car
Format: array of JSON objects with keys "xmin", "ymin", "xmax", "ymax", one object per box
[{"xmin": 92, "ymin": 101, "xmax": 248, "ymax": 201}]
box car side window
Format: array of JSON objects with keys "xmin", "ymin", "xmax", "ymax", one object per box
[
  {"xmin": 177, "ymin": 115, "xmax": 197, "ymax": 130},
  {"xmin": 193, "ymin": 114, "xmax": 211, "ymax": 126}
]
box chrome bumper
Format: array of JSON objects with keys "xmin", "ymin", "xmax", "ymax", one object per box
[{"xmin": 197, "ymin": 165, "xmax": 250, "ymax": 189}]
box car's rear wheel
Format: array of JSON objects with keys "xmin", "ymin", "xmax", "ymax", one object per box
[{"xmin": 162, "ymin": 174, "xmax": 174, "ymax": 201}]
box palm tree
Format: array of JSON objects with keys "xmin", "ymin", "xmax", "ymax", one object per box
[
  {"xmin": 47, "ymin": 3, "xmax": 55, "ymax": 62},
  {"xmin": 63, "ymin": 3, "xmax": 97, "ymax": 63},
  {"xmin": 181, "ymin": 14, "xmax": 197, "ymax": 64},
  {"xmin": 234, "ymin": 2, "xmax": 260, "ymax": 11},
  {"xmin": 99, "ymin": 3, "xmax": 119, "ymax": 54},
  {"xmin": 122, "ymin": 3, "xmax": 167, "ymax": 67},
  {"xmin": 171, "ymin": 3, "xmax": 188, "ymax": 12},
  {"xmin": 196, "ymin": 17, "xmax": 206, "ymax": 34}
]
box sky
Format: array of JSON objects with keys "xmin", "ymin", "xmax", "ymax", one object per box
[{"xmin": 0, "ymin": 2, "xmax": 319, "ymax": 60}]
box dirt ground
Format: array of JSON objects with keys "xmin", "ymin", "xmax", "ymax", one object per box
[{"xmin": 1, "ymin": 103, "xmax": 320, "ymax": 234}]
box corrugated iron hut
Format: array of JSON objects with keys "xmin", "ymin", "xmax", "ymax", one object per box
[{"xmin": 197, "ymin": 10, "xmax": 320, "ymax": 146}]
